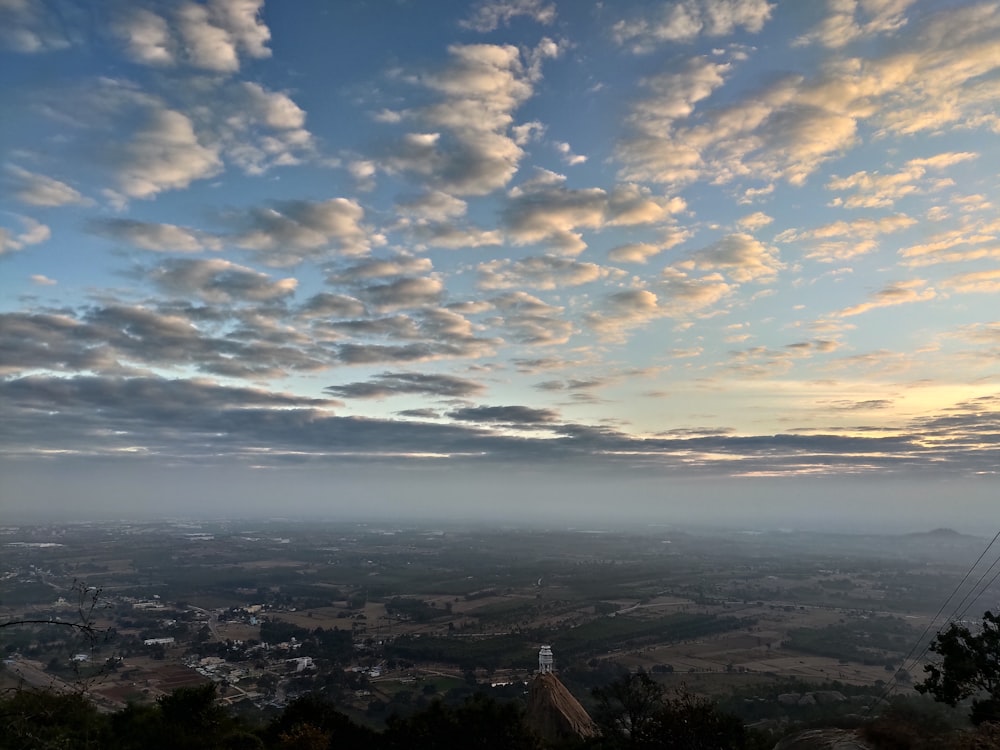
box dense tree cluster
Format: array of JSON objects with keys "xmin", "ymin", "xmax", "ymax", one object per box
[
  {"xmin": 0, "ymin": 685, "xmax": 541, "ymax": 750},
  {"xmin": 0, "ymin": 676, "xmax": 776, "ymax": 750},
  {"xmin": 588, "ymin": 673, "xmax": 768, "ymax": 750},
  {"xmin": 4, "ymin": 672, "xmax": 1000, "ymax": 750}
]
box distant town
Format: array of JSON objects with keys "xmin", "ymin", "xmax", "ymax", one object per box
[{"xmin": 3, "ymin": 519, "xmax": 992, "ymax": 739}]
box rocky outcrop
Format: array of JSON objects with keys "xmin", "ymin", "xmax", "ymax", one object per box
[{"xmin": 525, "ymin": 672, "xmax": 598, "ymax": 744}]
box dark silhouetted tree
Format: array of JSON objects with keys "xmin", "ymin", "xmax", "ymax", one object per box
[
  {"xmin": 592, "ymin": 672, "xmax": 665, "ymax": 744},
  {"xmin": 0, "ymin": 689, "xmax": 108, "ymax": 749},
  {"xmin": 916, "ymin": 610, "xmax": 1000, "ymax": 725},
  {"xmin": 590, "ymin": 673, "xmax": 766, "ymax": 749},
  {"xmin": 262, "ymin": 693, "xmax": 375, "ymax": 750},
  {"xmin": 382, "ymin": 694, "xmax": 540, "ymax": 750}
]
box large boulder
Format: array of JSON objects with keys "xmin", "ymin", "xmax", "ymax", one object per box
[{"xmin": 525, "ymin": 672, "xmax": 598, "ymax": 744}]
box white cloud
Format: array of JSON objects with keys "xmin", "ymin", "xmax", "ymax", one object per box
[
  {"xmin": 396, "ymin": 191, "xmax": 468, "ymax": 222},
  {"xmin": 361, "ymin": 277, "xmax": 445, "ymax": 312},
  {"xmin": 629, "ymin": 56, "xmax": 732, "ymax": 131},
  {"xmin": 113, "ymin": 8, "xmax": 175, "ymax": 66},
  {"xmin": 299, "ymin": 293, "xmax": 366, "ymax": 319},
  {"xmin": 899, "ymin": 217, "xmax": 1000, "ymax": 267},
  {"xmin": 555, "ymin": 142, "xmax": 587, "ymax": 166},
  {"xmin": 609, "ymin": 226, "xmax": 692, "ymax": 264},
  {"xmin": 382, "ymin": 42, "xmax": 558, "ymax": 195},
  {"xmin": 0, "ymin": 215, "xmax": 50, "ymax": 256},
  {"xmin": 210, "ymin": 0, "xmax": 271, "ymax": 58},
  {"xmin": 613, "ymin": 0, "xmax": 774, "ymax": 52},
  {"xmin": 178, "ymin": 0, "xmax": 269, "ymax": 73},
  {"xmin": 241, "ymin": 82, "xmax": 306, "ymax": 130},
  {"xmin": 7, "ymin": 166, "xmax": 90, "ymax": 207},
  {"xmin": 618, "ymin": 7, "xmax": 1000, "ymax": 189},
  {"xmin": 393, "ymin": 191, "xmax": 501, "ymax": 249},
  {"xmin": 30, "ymin": 274, "xmax": 57, "ymax": 286},
  {"xmin": 0, "ymin": 0, "xmax": 76, "ymax": 53},
  {"xmin": 795, "ymin": 0, "xmax": 919, "ymax": 49},
  {"xmin": 585, "ymin": 288, "xmax": 662, "ymax": 341},
  {"xmin": 328, "ymin": 255, "xmax": 434, "ymax": 283},
  {"xmin": 657, "ymin": 267, "xmax": 732, "ymax": 314},
  {"xmin": 736, "ymin": 211, "xmax": 773, "ymax": 231},
  {"xmin": 834, "ymin": 278, "xmax": 936, "ymax": 317},
  {"xmin": 941, "ymin": 268, "xmax": 1000, "ymax": 295},
  {"xmin": 608, "ymin": 243, "xmax": 663, "ymax": 264},
  {"xmin": 679, "ymin": 233, "xmax": 783, "ymax": 282},
  {"xmin": 146, "ymin": 258, "xmax": 297, "ymax": 303},
  {"xmin": 512, "ymin": 121, "xmax": 545, "ymax": 145},
  {"xmin": 236, "ymin": 198, "xmax": 379, "ymax": 265},
  {"xmin": 489, "ymin": 291, "xmax": 572, "ymax": 345},
  {"xmin": 586, "ymin": 268, "xmax": 732, "ymax": 341},
  {"xmin": 18, "ymin": 216, "xmax": 49, "ymax": 243},
  {"xmin": 739, "ymin": 185, "xmax": 775, "ymax": 204},
  {"xmin": 460, "ymin": 0, "xmax": 556, "ymax": 32},
  {"xmin": 217, "ymin": 82, "xmax": 314, "ymax": 175},
  {"xmin": 778, "ymin": 215, "xmax": 917, "ymax": 242},
  {"xmin": 348, "ymin": 160, "xmax": 376, "ymax": 189},
  {"xmin": 477, "ymin": 255, "xmax": 615, "ymax": 290},
  {"xmin": 117, "ymin": 107, "xmax": 222, "ymax": 199},
  {"xmin": 411, "ymin": 222, "xmax": 504, "ymax": 250},
  {"xmin": 503, "ymin": 178, "xmax": 684, "ymax": 255},
  {"xmin": 617, "ymin": 57, "xmax": 731, "ymax": 184},
  {"xmin": 89, "ymin": 218, "xmax": 220, "ymax": 253},
  {"xmin": 777, "ymin": 214, "xmax": 916, "ymax": 262},
  {"xmin": 827, "ymin": 151, "xmax": 978, "ymax": 209},
  {"xmin": 112, "ymin": 0, "xmax": 270, "ymax": 73}
]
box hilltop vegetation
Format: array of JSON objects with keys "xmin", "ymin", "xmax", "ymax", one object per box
[{"xmin": 3, "ymin": 678, "xmax": 999, "ymax": 750}]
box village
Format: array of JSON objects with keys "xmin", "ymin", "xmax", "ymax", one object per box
[{"xmin": 3, "ymin": 519, "xmax": 983, "ymax": 733}]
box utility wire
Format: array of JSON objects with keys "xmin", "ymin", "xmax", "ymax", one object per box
[
  {"xmin": 881, "ymin": 550, "xmax": 1000, "ymax": 713},
  {"xmin": 865, "ymin": 528, "xmax": 1000, "ymax": 713},
  {"xmin": 899, "ymin": 546, "xmax": 1000, "ymax": 689},
  {"xmin": 954, "ymin": 557, "xmax": 1000, "ymax": 623}
]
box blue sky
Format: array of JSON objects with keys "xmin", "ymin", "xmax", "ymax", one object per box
[{"xmin": 1, "ymin": 0, "xmax": 998, "ymax": 527}]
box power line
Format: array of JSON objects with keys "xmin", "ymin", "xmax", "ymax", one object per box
[
  {"xmin": 954, "ymin": 557, "xmax": 1000, "ymax": 623},
  {"xmin": 900, "ymin": 545, "xmax": 1000, "ymax": 688},
  {"xmin": 866, "ymin": 528, "xmax": 1000, "ymax": 713}
]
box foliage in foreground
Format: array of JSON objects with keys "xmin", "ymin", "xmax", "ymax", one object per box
[
  {"xmin": 915, "ymin": 610, "xmax": 1000, "ymax": 726},
  {"xmin": 0, "ymin": 679, "xmax": 766, "ymax": 750},
  {"xmin": 587, "ymin": 672, "xmax": 769, "ymax": 750},
  {"xmin": 1, "ymin": 677, "xmax": 997, "ymax": 750}
]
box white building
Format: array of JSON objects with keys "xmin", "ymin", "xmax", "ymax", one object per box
[
  {"xmin": 538, "ymin": 645, "xmax": 554, "ymax": 674},
  {"xmin": 287, "ymin": 656, "xmax": 314, "ymax": 672}
]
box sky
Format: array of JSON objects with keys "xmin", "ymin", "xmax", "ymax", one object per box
[{"xmin": 1, "ymin": 0, "xmax": 998, "ymax": 529}]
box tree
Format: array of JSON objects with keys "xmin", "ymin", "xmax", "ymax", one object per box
[
  {"xmin": 0, "ymin": 689, "xmax": 108, "ymax": 749},
  {"xmin": 592, "ymin": 672, "xmax": 665, "ymax": 744},
  {"xmin": 916, "ymin": 610, "xmax": 1000, "ymax": 725},
  {"xmin": 590, "ymin": 674, "xmax": 765, "ymax": 749},
  {"xmin": 0, "ymin": 581, "xmax": 111, "ymax": 646},
  {"xmin": 261, "ymin": 693, "xmax": 375, "ymax": 749},
  {"xmin": 382, "ymin": 694, "xmax": 540, "ymax": 750}
]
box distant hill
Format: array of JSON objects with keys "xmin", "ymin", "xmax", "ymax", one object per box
[{"xmin": 904, "ymin": 528, "xmax": 972, "ymax": 539}]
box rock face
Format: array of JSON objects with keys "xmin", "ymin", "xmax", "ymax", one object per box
[{"xmin": 525, "ymin": 672, "xmax": 598, "ymax": 744}]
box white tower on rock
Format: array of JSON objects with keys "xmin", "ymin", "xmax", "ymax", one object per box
[{"xmin": 538, "ymin": 644, "xmax": 554, "ymax": 674}]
